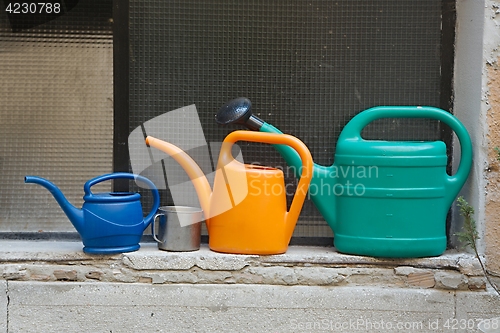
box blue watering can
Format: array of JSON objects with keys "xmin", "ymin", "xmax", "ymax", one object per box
[{"xmin": 25, "ymin": 173, "xmax": 160, "ymax": 254}]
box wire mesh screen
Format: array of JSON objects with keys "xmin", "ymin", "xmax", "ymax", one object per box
[
  {"xmin": 127, "ymin": 0, "xmax": 445, "ymax": 240},
  {"xmin": 0, "ymin": 0, "xmax": 113, "ymax": 233}
]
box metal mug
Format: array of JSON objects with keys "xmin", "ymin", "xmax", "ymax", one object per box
[{"xmin": 152, "ymin": 206, "xmax": 202, "ymax": 252}]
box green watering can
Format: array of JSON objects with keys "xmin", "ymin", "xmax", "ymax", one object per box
[{"xmin": 216, "ymin": 98, "xmax": 473, "ymax": 258}]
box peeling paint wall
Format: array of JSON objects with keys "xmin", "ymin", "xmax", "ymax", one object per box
[
  {"xmin": 454, "ymin": 0, "xmax": 500, "ymax": 274},
  {"xmin": 483, "ymin": 0, "xmax": 500, "ymax": 274}
]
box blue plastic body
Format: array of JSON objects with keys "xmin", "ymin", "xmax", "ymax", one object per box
[{"xmin": 24, "ymin": 173, "xmax": 160, "ymax": 254}]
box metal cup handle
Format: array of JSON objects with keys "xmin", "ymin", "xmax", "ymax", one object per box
[{"xmin": 151, "ymin": 213, "xmax": 165, "ymax": 244}]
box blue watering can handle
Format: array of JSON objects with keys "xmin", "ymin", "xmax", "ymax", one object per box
[
  {"xmin": 84, "ymin": 173, "xmax": 161, "ymax": 226},
  {"xmin": 339, "ymin": 106, "xmax": 473, "ymax": 196}
]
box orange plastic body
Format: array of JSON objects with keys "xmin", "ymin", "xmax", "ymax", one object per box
[{"xmin": 146, "ymin": 131, "xmax": 313, "ymax": 255}]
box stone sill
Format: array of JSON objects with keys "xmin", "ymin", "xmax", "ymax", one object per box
[{"xmin": 0, "ymin": 240, "xmax": 490, "ymax": 291}]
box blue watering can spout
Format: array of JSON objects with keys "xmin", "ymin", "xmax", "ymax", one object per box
[{"xmin": 24, "ymin": 176, "xmax": 85, "ymax": 233}]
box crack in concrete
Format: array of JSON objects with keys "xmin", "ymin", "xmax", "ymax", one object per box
[{"xmin": 5, "ymin": 281, "xmax": 9, "ymax": 333}]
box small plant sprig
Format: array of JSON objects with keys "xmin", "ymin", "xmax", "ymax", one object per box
[
  {"xmin": 495, "ymin": 146, "xmax": 500, "ymax": 162},
  {"xmin": 456, "ymin": 196, "xmax": 500, "ymax": 295}
]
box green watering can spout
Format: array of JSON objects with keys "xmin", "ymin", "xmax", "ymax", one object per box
[
  {"xmin": 215, "ymin": 98, "xmax": 339, "ymax": 230},
  {"xmin": 260, "ymin": 122, "xmax": 339, "ymax": 230}
]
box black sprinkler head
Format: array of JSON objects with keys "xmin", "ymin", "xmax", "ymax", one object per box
[{"xmin": 215, "ymin": 97, "xmax": 264, "ymax": 131}]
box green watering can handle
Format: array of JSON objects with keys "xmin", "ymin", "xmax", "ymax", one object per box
[{"xmin": 338, "ymin": 106, "xmax": 473, "ymax": 199}]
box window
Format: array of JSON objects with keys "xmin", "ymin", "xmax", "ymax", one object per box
[
  {"xmin": 0, "ymin": 1, "xmax": 457, "ymax": 245},
  {"xmin": 117, "ymin": 0, "xmax": 455, "ymax": 244},
  {"xmin": 0, "ymin": 0, "xmax": 113, "ymax": 234}
]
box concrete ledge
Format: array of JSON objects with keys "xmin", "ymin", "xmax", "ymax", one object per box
[
  {"xmin": 4, "ymin": 281, "xmax": 500, "ymax": 333},
  {"xmin": 0, "ymin": 240, "xmax": 480, "ymax": 269},
  {"xmin": 1, "ymin": 241, "xmax": 499, "ymax": 332},
  {"xmin": 1, "ymin": 282, "xmax": 456, "ymax": 333},
  {"xmin": 0, "ymin": 240, "xmax": 490, "ymax": 291}
]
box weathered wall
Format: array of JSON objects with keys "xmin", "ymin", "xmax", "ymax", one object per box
[
  {"xmin": 0, "ymin": 243, "xmax": 490, "ymax": 291},
  {"xmin": 483, "ymin": 1, "xmax": 500, "ymax": 274},
  {"xmin": 455, "ymin": 0, "xmax": 500, "ymax": 275}
]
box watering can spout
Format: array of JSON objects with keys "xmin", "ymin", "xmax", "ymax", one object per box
[
  {"xmin": 216, "ymin": 97, "xmax": 338, "ymax": 232},
  {"xmin": 215, "ymin": 97, "xmax": 264, "ymax": 130},
  {"xmin": 257, "ymin": 124, "xmax": 339, "ymax": 232},
  {"xmin": 216, "ymin": 97, "xmax": 306, "ymax": 174},
  {"xmin": 145, "ymin": 136, "xmax": 213, "ymax": 219},
  {"xmin": 24, "ymin": 176, "xmax": 85, "ymax": 233}
]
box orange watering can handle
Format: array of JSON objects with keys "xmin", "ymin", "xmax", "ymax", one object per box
[{"xmin": 219, "ymin": 130, "xmax": 314, "ymax": 224}]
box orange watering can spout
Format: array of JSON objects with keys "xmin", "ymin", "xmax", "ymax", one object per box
[{"xmin": 145, "ymin": 136, "xmax": 213, "ymax": 224}]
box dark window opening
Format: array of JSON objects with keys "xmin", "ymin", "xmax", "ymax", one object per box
[{"xmin": 115, "ymin": 0, "xmax": 456, "ymax": 245}]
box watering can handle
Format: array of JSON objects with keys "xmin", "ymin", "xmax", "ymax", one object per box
[
  {"xmin": 338, "ymin": 106, "xmax": 473, "ymax": 197},
  {"xmin": 84, "ymin": 173, "xmax": 161, "ymax": 227},
  {"xmin": 219, "ymin": 131, "xmax": 313, "ymax": 224}
]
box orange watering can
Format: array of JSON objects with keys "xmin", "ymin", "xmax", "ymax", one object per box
[{"xmin": 145, "ymin": 130, "xmax": 313, "ymax": 255}]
